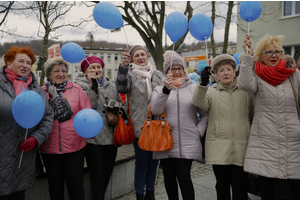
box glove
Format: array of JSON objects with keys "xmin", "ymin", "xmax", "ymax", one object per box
[
  {"xmin": 19, "ymin": 136, "xmax": 37, "ymax": 152},
  {"xmin": 200, "ymin": 66, "xmax": 211, "ymax": 86},
  {"xmin": 91, "ymin": 78, "xmax": 98, "ymax": 93}
]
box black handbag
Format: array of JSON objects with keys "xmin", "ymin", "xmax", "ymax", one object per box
[{"xmin": 247, "ymin": 173, "xmax": 260, "ymax": 196}]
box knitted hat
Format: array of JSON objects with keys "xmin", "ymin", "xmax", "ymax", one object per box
[
  {"xmin": 197, "ymin": 60, "xmax": 209, "ymax": 73},
  {"xmin": 128, "ymin": 45, "xmax": 148, "ymax": 63},
  {"xmin": 80, "ymin": 56, "xmax": 105, "ymax": 73},
  {"xmin": 44, "ymin": 57, "xmax": 69, "ymax": 78},
  {"xmin": 163, "ymin": 50, "xmax": 185, "ymax": 74},
  {"xmin": 211, "ymin": 54, "xmax": 236, "ymax": 73}
]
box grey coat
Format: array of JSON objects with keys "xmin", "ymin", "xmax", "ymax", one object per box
[
  {"xmin": 151, "ymin": 77, "xmax": 208, "ymax": 161},
  {"xmin": 116, "ymin": 64, "xmax": 163, "ymax": 138},
  {"xmin": 0, "ymin": 66, "xmax": 54, "ymax": 195},
  {"xmin": 77, "ymin": 77, "xmax": 118, "ymax": 145}
]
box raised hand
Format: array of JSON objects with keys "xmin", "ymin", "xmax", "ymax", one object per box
[
  {"xmin": 122, "ymin": 49, "xmax": 131, "ymax": 66},
  {"xmin": 164, "ymin": 73, "xmax": 173, "ymax": 90},
  {"xmin": 200, "ymin": 66, "xmax": 211, "ymax": 86},
  {"xmin": 243, "ymin": 34, "xmax": 253, "ymax": 55}
]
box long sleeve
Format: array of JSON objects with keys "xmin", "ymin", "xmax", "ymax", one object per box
[
  {"xmin": 192, "ymin": 80, "xmax": 212, "ymax": 112},
  {"xmin": 150, "ymin": 86, "xmax": 169, "ymax": 115},
  {"xmin": 116, "ymin": 63, "xmax": 132, "ymax": 94},
  {"xmin": 197, "ymin": 108, "xmax": 208, "ymax": 137},
  {"xmin": 238, "ymin": 55, "xmax": 258, "ymax": 94}
]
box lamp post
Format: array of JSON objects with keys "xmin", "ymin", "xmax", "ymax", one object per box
[{"xmin": 154, "ymin": 11, "xmax": 167, "ymax": 49}]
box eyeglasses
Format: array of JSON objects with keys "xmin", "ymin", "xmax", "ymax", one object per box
[
  {"xmin": 262, "ymin": 50, "xmax": 283, "ymax": 57},
  {"xmin": 170, "ymin": 67, "xmax": 184, "ymax": 73}
]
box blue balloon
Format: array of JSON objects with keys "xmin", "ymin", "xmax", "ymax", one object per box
[
  {"xmin": 73, "ymin": 109, "xmax": 103, "ymax": 139},
  {"xmin": 61, "ymin": 42, "xmax": 85, "ymax": 63},
  {"xmin": 189, "ymin": 13, "xmax": 213, "ymax": 41},
  {"xmin": 12, "ymin": 90, "xmax": 45, "ymax": 129},
  {"xmin": 233, "ymin": 52, "xmax": 242, "ymax": 68},
  {"xmin": 165, "ymin": 11, "xmax": 188, "ymax": 42},
  {"xmin": 239, "ymin": 1, "xmax": 262, "ymax": 22},
  {"xmin": 93, "ymin": 2, "xmax": 123, "ymax": 29}
]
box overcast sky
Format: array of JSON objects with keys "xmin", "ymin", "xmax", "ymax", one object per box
[{"xmin": 0, "ymin": 1, "xmax": 237, "ymax": 46}]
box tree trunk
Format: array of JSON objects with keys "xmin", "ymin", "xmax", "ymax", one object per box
[
  {"xmin": 211, "ymin": 1, "xmax": 216, "ymax": 58},
  {"xmin": 223, "ymin": 1, "xmax": 234, "ymax": 54}
]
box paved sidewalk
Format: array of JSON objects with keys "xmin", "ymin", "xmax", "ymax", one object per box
[{"xmin": 114, "ymin": 161, "xmax": 261, "ymax": 200}]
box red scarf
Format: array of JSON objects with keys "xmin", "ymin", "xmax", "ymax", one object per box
[
  {"xmin": 255, "ymin": 59, "xmax": 296, "ymax": 86},
  {"xmin": 4, "ymin": 67, "xmax": 33, "ymax": 96}
]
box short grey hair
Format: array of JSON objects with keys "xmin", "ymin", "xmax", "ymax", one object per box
[{"xmin": 44, "ymin": 57, "xmax": 69, "ymax": 78}]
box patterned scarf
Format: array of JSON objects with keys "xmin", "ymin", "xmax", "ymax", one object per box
[
  {"xmin": 4, "ymin": 67, "xmax": 33, "ymax": 96},
  {"xmin": 131, "ymin": 62, "xmax": 154, "ymax": 101},
  {"xmin": 45, "ymin": 78, "xmax": 74, "ymax": 123}
]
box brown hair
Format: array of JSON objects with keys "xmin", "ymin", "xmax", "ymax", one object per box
[
  {"xmin": 4, "ymin": 46, "xmax": 36, "ymax": 67},
  {"xmin": 214, "ymin": 60, "xmax": 236, "ymax": 74}
]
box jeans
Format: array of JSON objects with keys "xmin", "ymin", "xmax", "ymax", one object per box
[
  {"xmin": 160, "ymin": 158, "xmax": 194, "ymax": 200},
  {"xmin": 212, "ymin": 165, "xmax": 248, "ymax": 200},
  {"xmin": 41, "ymin": 148, "xmax": 85, "ymax": 200},
  {"xmin": 85, "ymin": 143, "xmax": 118, "ymax": 200},
  {"xmin": 0, "ymin": 191, "xmax": 25, "ymax": 200},
  {"xmin": 133, "ymin": 138, "xmax": 159, "ymax": 195}
]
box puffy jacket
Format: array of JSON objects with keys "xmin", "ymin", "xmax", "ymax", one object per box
[
  {"xmin": 39, "ymin": 80, "xmax": 91, "ymax": 154},
  {"xmin": 0, "ymin": 67, "xmax": 54, "ymax": 195},
  {"xmin": 238, "ymin": 55, "xmax": 300, "ymax": 179},
  {"xmin": 151, "ymin": 76, "xmax": 208, "ymax": 161},
  {"xmin": 192, "ymin": 78, "xmax": 252, "ymax": 166},
  {"xmin": 77, "ymin": 77, "xmax": 118, "ymax": 145}
]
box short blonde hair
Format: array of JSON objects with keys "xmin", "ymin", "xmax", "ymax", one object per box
[
  {"xmin": 44, "ymin": 57, "xmax": 69, "ymax": 78},
  {"xmin": 254, "ymin": 34, "xmax": 285, "ymax": 62}
]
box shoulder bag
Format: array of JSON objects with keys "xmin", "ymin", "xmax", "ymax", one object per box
[{"xmin": 138, "ymin": 103, "xmax": 173, "ymax": 152}]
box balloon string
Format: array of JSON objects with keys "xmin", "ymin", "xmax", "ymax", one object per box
[
  {"xmin": 123, "ymin": 26, "xmax": 129, "ymax": 50},
  {"xmin": 169, "ymin": 43, "xmax": 175, "ymax": 74},
  {"xmin": 247, "ymin": 21, "xmax": 250, "ymax": 54},
  {"xmin": 18, "ymin": 128, "xmax": 28, "ymax": 168},
  {"xmin": 204, "ymin": 37, "xmax": 208, "ymax": 65}
]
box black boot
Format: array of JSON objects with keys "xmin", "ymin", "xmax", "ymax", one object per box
[
  {"xmin": 144, "ymin": 190, "xmax": 155, "ymax": 200},
  {"xmin": 136, "ymin": 194, "xmax": 144, "ymax": 200}
]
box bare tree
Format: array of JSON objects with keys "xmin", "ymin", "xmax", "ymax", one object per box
[
  {"xmin": 210, "ymin": 1, "xmax": 216, "ymax": 58},
  {"xmin": 86, "ymin": 32, "xmax": 95, "ymax": 48},
  {"xmin": 222, "ymin": 1, "xmax": 234, "ymax": 54}
]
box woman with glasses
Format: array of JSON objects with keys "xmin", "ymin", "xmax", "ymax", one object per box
[
  {"xmin": 238, "ymin": 34, "xmax": 300, "ymax": 200},
  {"xmin": 151, "ymin": 51, "xmax": 208, "ymax": 200}
]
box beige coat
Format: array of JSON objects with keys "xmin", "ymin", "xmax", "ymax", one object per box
[
  {"xmin": 192, "ymin": 78, "xmax": 252, "ymax": 166},
  {"xmin": 238, "ymin": 55, "xmax": 300, "ymax": 179}
]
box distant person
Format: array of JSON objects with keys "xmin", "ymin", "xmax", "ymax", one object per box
[
  {"xmin": 77, "ymin": 56, "xmax": 118, "ymax": 200},
  {"xmin": 188, "ymin": 60, "xmax": 211, "ymax": 85},
  {"xmin": 0, "ymin": 46, "xmax": 53, "ymax": 199},
  {"xmin": 193, "ymin": 54, "xmax": 253, "ymax": 200},
  {"xmin": 239, "ymin": 34, "xmax": 300, "ymax": 200},
  {"xmin": 116, "ymin": 45, "xmax": 163, "ymax": 200},
  {"xmin": 39, "ymin": 57, "xmax": 92, "ymax": 200},
  {"xmin": 294, "ymin": 49, "xmax": 300, "ymax": 70},
  {"xmin": 151, "ymin": 50, "xmax": 208, "ymax": 200}
]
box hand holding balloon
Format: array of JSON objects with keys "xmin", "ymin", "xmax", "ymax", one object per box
[
  {"xmin": 19, "ymin": 136, "xmax": 37, "ymax": 152},
  {"xmin": 243, "ymin": 34, "xmax": 253, "ymax": 55},
  {"xmin": 122, "ymin": 50, "xmax": 130, "ymax": 66},
  {"xmin": 164, "ymin": 74, "xmax": 173, "ymax": 90}
]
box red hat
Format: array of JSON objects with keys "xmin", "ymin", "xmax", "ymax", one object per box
[{"xmin": 80, "ymin": 56, "xmax": 105, "ymax": 73}]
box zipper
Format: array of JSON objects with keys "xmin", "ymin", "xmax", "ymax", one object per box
[
  {"xmin": 59, "ymin": 122, "xmax": 62, "ymax": 154},
  {"xmin": 176, "ymin": 89, "xmax": 182, "ymax": 158}
]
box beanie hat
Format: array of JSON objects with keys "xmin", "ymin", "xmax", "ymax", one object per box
[
  {"xmin": 211, "ymin": 54, "xmax": 236, "ymax": 73},
  {"xmin": 80, "ymin": 56, "xmax": 105, "ymax": 73},
  {"xmin": 128, "ymin": 45, "xmax": 148, "ymax": 63},
  {"xmin": 163, "ymin": 50, "xmax": 185, "ymax": 74},
  {"xmin": 197, "ymin": 60, "xmax": 209, "ymax": 73}
]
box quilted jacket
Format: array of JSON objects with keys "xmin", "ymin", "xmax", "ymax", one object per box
[
  {"xmin": 39, "ymin": 80, "xmax": 91, "ymax": 154},
  {"xmin": 151, "ymin": 75, "xmax": 208, "ymax": 161},
  {"xmin": 0, "ymin": 66, "xmax": 54, "ymax": 195},
  {"xmin": 77, "ymin": 77, "xmax": 118, "ymax": 145},
  {"xmin": 238, "ymin": 55, "xmax": 300, "ymax": 179}
]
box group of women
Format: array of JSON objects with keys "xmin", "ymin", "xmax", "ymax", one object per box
[{"xmin": 0, "ymin": 32, "xmax": 300, "ymax": 200}]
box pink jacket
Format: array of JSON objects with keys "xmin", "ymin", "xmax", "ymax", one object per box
[{"xmin": 39, "ymin": 81, "xmax": 92, "ymax": 154}]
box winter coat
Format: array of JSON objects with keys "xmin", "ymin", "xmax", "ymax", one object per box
[
  {"xmin": 77, "ymin": 77, "xmax": 118, "ymax": 145},
  {"xmin": 0, "ymin": 66, "xmax": 54, "ymax": 195},
  {"xmin": 116, "ymin": 63, "xmax": 163, "ymax": 138},
  {"xmin": 39, "ymin": 80, "xmax": 91, "ymax": 154},
  {"xmin": 238, "ymin": 55, "xmax": 300, "ymax": 179},
  {"xmin": 151, "ymin": 76, "xmax": 208, "ymax": 161},
  {"xmin": 192, "ymin": 77, "xmax": 252, "ymax": 166}
]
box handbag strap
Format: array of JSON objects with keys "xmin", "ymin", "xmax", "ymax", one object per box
[
  {"xmin": 148, "ymin": 103, "xmax": 166, "ymax": 120},
  {"xmin": 118, "ymin": 93, "xmax": 130, "ymax": 116},
  {"xmin": 288, "ymin": 76, "xmax": 300, "ymax": 118},
  {"xmin": 98, "ymin": 88, "xmax": 108, "ymax": 104}
]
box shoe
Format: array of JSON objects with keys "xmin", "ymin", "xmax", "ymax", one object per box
[
  {"xmin": 136, "ymin": 194, "xmax": 144, "ymax": 200},
  {"xmin": 144, "ymin": 190, "xmax": 155, "ymax": 200}
]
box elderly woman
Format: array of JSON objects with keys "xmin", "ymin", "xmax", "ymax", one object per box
[
  {"xmin": 39, "ymin": 57, "xmax": 92, "ymax": 200},
  {"xmin": 0, "ymin": 46, "xmax": 53, "ymax": 199},
  {"xmin": 192, "ymin": 54, "xmax": 252, "ymax": 200},
  {"xmin": 151, "ymin": 51, "xmax": 208, "ymax": 200},
  {"xmin": 77, "ymin": 56, "xmax": 118, "ymax": 200},
  {"xmin": 239, "ymin": 34, "xmax": 300, "ymax": 200},
  {"xmin": 116, "ymin": 45, "xmax": 163, "ymax": 200}
]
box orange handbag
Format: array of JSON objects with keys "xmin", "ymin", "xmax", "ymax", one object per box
[
  {"xmin": 113, "ymin": 94, "xmax": 135, "ymax": 147},
  {"xmin": 138, "ymin": 103, "xmax": 173, "ymax": 152}
]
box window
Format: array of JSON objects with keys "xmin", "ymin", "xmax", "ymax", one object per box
[
  {"xmin": 283, "ymin": 1, "xmax": 300, "ymax": 17},
  {"xmin": 114, "ymin": 69, "xmax": 118, "ymax": 79},
  {"xmin": 283, "ymin": 46, "xmax": 291, "ymax": 55},
  {"xmin": 93, "ymin": 53, "xmax": 97, "ymax": 56},
  {"xmin": 114, "ymin": 54, "xmax": 118, "ymax": 63},
  {"xmin": 107, "ymin": 54, "xmax": 111, "ymax": 63},
  {"xmin": 107, "ymin": 69, "xmax": 112, "ymax": 79},
  {"xmin": 219, "ymin": 48, "xmax": 223, "ymax": 53},
  {"xmin": 85, "ymin": 53, "xmax": 89, "ymax": 58},
  {"xmin": 100, "ymin": 53, "xmax": 104, "ymax": 60}
]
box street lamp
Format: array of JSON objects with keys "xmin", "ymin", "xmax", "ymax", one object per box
[{"xmin": 154, "ymin": 11, "xmax": 167, "ymax": 49}]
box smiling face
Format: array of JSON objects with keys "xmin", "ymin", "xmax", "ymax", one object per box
[
  {"xmin": 215, "ymin": 64, "xmax": 235, "ymax": 86},
  {"xmin": 49, "ymin": 64, "xmax": 68, "ymax": 84},
  {"xmin": 260, "ymin": 44, "xmax": 282, "ymax": 67},
  {"xmin": 7, "ymin": 53, "xmax": 32, "ymax": 77},
  {"xmin": 85, "ymin": 63, "xmax": 103, "ymax": 79},
  {"xmin": 132, "ymin": 49, "xmax": 148, "ymax": 67},
  {"xmin": 167, "ymin": 65, "xmax": 184, "ymax": 80}
]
